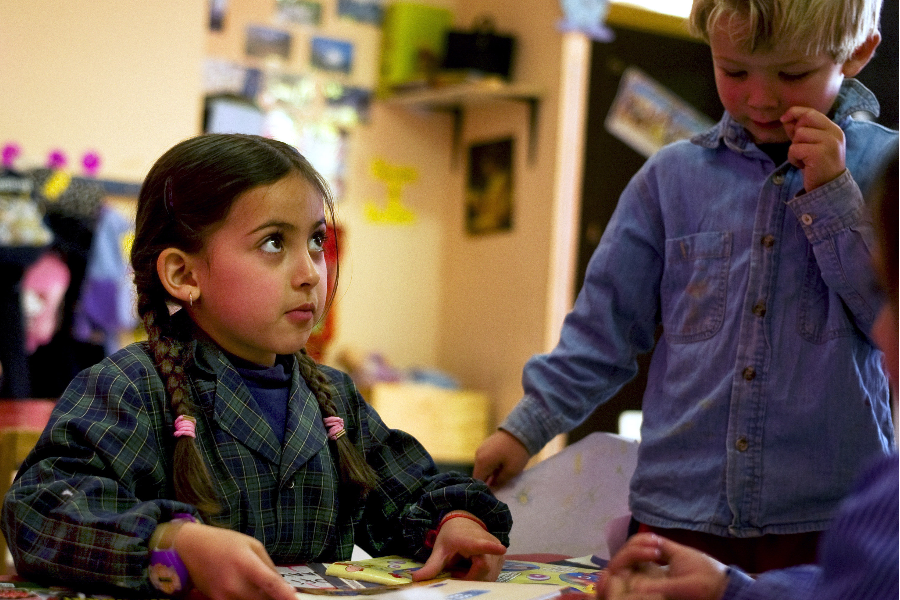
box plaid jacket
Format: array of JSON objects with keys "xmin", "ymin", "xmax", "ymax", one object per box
[{"xmin": 2, "ymin": 340, "xmax": 511, "ymax": 593}]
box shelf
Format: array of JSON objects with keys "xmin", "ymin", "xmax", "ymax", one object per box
[{"xmin": 381, "ymin": 82, "xmax": 542, "ymax": 166}]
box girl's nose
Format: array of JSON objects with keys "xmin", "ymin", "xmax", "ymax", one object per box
[{"xmin": 294, "ymin": 250, "xmax": 322, "ymax": 289}]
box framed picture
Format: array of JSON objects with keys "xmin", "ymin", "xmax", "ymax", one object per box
[
  {"xmin": 605, "ymin": 66, "xmax": 714, "ymax": 158},
  {"xmin": 276, "ymin": 0, "xmax": 322, "ymax": 26},
  {"xmin": 209, "ymin": 0, "xmax": 228, "ymax": 31},
  {"xmin": 337, "ymin": 0, "xmax": 384, "ymax": 24},
  {"xmin": 310, "ymin": 37, "xmax": 354, "ymax": 74},
  {"xmin": 465, "ymin": 138, "xmax": 514, "ymax": 235},
  {"xmin": 245, "ymin": 25, "xmax": 292, "ymax": 60}
]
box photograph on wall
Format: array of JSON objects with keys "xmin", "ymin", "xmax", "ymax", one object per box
[
  {"xmin": 202, "ymin": 58, "xmax": 253, "ymax": 95},
  {"xmin": 465, "ymin": 138, "xmax": 514, "ymax": 235},
  {"xmin": 276, "ymin": 0, "xmax": 323, "ymax": 26},
  {"xmin": 605, "ymin": 66, "xmax": 714, "ymax": 158},
  {"xmin": 310, "ymin": 37, "xmax": 354, "ymax": 74},
  {"xmin": 245, "ymin": 25, "xmax": 293, "ymax": 60},
  {"xmin": 327, "ymin": 85, "xmax": 373, "ymax": 124},
  {"xmin": 209, "ymin": 0, "xmax": 229, "ymax": 31},
  {"xmin": 338, "ymin": 0, "xmax": 385, "ymax": 24}
]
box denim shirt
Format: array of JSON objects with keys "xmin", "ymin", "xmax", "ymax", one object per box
[{"xmin": 502, "ymin": 79, "xmax": 897, "ymax": 537}]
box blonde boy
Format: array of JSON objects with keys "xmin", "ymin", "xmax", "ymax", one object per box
[{"xmin": 474, "ymin": 0, "xmax": 897, "ymax": 572}]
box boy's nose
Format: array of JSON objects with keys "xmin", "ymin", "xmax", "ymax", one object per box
[{"xmin": 746, "ymin": 78, "xmax": 778, "ymax": 109}]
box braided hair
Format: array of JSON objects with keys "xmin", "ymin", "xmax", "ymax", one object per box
[{"xmin": 131, "ymin": 134, "xmax": 377, "ymax": 519}]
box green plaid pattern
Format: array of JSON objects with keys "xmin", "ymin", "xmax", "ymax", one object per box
[{"xmin": 2, "ymin": 340, "xmax": 511, "ymax": 593}]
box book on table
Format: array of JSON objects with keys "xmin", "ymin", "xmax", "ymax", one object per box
[{"xmin": 281, "ymin": 555, "xmax": 601, "ymax": 597}]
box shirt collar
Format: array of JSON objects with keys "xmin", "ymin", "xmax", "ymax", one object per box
[{"xmin": 691, "ymin": 78, "xmax": 880, "ymax": 153}]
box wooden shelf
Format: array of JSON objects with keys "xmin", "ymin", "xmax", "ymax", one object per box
[{"xmin": 381, "ymin": 82, "xmax": 542, "ymax": 166}]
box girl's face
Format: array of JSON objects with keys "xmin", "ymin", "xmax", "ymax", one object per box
[
  {"xmin": 709, "ymin": 19, "xmax": 849, "ymax": 144},
  {"xmin": 189, "ymin": 173, "xmax": 328, "ymax": 366}
]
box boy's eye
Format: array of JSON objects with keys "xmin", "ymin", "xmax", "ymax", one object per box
[
  {"xmin": 261, "ymin": 234, "xmax": 285, "ymax": 254},
  {"xmin": 780, "ymin": 71, "xmax": 811, "ymax": 82},
  {"xmin": 309, "ymin": 230, "xmax": 328, "ymax": 253}
]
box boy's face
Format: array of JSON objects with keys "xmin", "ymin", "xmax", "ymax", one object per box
[{"xmin": 709, "ymin": 19, "xmax": 851, "ymax": 144}]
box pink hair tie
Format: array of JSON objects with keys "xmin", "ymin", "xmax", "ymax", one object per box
[
  {"xmin": 324, "ymin": 416, "xmax": 346, "ymax": 441},
  {"xmin": 174, "ymin": 415, "xmax": 197, "ymax": 439}
]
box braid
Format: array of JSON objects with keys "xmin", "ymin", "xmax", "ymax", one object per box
[
  {"xmin": 139, "ymin": 293, "xmax": 221, "ymax": 518},
  {"xmin": 297, "ymin": 349, "xmax": 378, "ymax": 499}
]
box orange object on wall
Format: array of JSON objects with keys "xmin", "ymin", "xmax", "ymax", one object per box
[{"xmin": 305, "ymin": 224, "xmax": 341, "ymax": 361}]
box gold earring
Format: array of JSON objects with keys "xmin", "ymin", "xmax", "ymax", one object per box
[{"xmin": 189, "ymin": 291, "xmax": 193, "ymax": 307}]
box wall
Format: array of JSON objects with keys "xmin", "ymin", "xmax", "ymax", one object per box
[
  {"xmin": 0, "ymin": 1, "xmax": 205, "ymax": 181},
  {"xmin": 325, "ymin": 0, "xmax": 573, "ymax": 432},
  {"xmin": 432, "ymin": 0, "xmax": 566, "ymax": 426},
  {"xmin": 317, "ymin": 0, "xmax": 574, "ymax": 435}
]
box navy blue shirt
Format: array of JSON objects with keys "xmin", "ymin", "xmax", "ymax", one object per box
[{"xmin": 228, "ymin": 353, "xmax": 292, "ymax": 444}]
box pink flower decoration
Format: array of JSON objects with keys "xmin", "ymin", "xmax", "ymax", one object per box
[
  {"xmin": 82, "ymin": 152, "xmax": 101, "ymax": 177},
  {"xmin": 2, "ymin": 143, "xmax": 21, "ymax": 168},
  {"xmin": 47, "ymin": 150, "xmax": 67, "ymax": 170}
]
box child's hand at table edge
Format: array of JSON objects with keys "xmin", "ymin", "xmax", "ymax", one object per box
[
  {"xmin": 473, "ymin": 430, "xmax": 531, "ymax": 488},
  {"xmin": 411, "ymin": 513, "xmax": 507, "ymax": 582},
  {"xmin": 596, "ymin": 533, "xmax": 728, "ymax": 600},
  {"xmin": 780, "ymin": 106, "xmax": 847, "ymax": 193},
  {"xmin": 173, "ymin": 521, "xmax": 298, "ymax": 600}
]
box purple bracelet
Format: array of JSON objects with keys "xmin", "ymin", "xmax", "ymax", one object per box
[{"xmin": 149, "ymin": 513, "xmax": 196, "ymax": 595}]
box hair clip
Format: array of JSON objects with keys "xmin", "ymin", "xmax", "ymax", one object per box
[
  {"xmin": 323, "ymin": 416, "xmax": 346, "ymax": 441},
  {"xmin": 174, "ymin": 415, "xmax": 196, "ymax": 439}
]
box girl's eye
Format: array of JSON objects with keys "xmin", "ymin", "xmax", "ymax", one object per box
[
  {"xmin": 261, "ymin": 234, "xmax": 285, "ymax": 254},
  {"xmin": 722, "ymin": 69, "xmax": 746, "ymax": 79},
  {"xmin": 309, "ymin": 230, "xmax": 328, "ymax": 253}
]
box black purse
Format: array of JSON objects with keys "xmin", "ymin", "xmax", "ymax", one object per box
[{"xmin": 442, "ymin": 17, "xmax": 516, "ymax": 80}]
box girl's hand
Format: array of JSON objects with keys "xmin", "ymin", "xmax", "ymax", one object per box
[
  {"xmin": 473, "ymin": 430, "xmax": 531, "ymax": 488},
  {"xmin": 172, "ymin": 522, "xmax": 298, "ymax": 600},
  {"xmin": 410, "ymin": 514, "xmax": 508, "ymax": 582},
  {"xmin": 596, "ymin": 533, "xmax": 728, "ymax": 600},
  {"xmin": 780, "ymin": 106, "xmax": 847, "ymax": 193}
]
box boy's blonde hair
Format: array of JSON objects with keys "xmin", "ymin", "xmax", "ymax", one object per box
[{"xmin": 689, "ymin": 0, "xmax": 882, "ymax": 62}]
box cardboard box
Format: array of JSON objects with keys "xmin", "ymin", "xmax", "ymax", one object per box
[{"xmin": 369, "ymin": 382, "xmax": 489, "ymax": 464}]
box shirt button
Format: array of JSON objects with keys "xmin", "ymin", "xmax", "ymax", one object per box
[
  {"xmin": 735, "ymin": 437, "xmax": 749, "ymax": 452},
  {"xmin": 761, "ymin": 234, "xmax": 775, "ymax": 248},
  {"xmin": 742, "ymin": 366, "xmax": 756, "ymax": 381},
  {"xmin": 752, "ymin": 302, "xmax": 766, "ymax": 317},
  {"xmin": 772, "ymin": 173, "xmax": 785, "ymax": 185},
  {"xmin": 801, "ymin": 213, "xmax": 814, "ymax": 225}
]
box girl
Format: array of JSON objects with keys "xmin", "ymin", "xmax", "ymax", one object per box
[{"xmin": 1, "ymin": 134, "xmax": 511, "ymax": 600}]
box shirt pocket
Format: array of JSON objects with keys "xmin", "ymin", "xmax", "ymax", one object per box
[{"xmin": 662, "ymin": 231, "xmax": 732, "ymax": 343}]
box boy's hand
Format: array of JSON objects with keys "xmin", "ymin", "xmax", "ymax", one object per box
[
  {"xmin": 173, "ymin": 522, "xmax": 298, "ymax": 600},
  {"xmin": 780, "ymin": 106, "xmax": 847, "ymax": 192},
  {"xmin": 596, "ymin": 533, "xmax": 728, "ymax": 600},
  {"xmin": 411, "ymin": 514, "xmax": 507, "ymax": 582},
  {"xmin": 473, "ymin": 430, "xmax": 531, "ymax": 488}
]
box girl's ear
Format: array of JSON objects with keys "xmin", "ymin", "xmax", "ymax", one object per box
[
  {"xmin": 157, "ymin": 248, "xmax": 200, "ymax": 307},
  {"xmin": 842, "ymin": 32, "xmax": 880, "ymax": 77}
]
